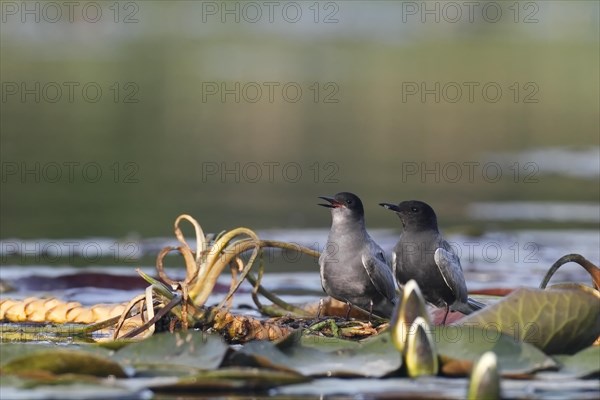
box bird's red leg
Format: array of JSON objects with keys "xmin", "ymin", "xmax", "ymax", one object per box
[
  {"xmin": 441, "ymin": 304, "xmax": 450, "ymax": 325},
  {"xmin": 345, "ymin": 302, "xmax": 352, "ymax": 319},
  {"xmin": 317, "ymin": 298, "xmax": 324, "ymax": 319}
]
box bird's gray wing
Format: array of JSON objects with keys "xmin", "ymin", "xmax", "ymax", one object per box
[
  {"xmin": 391, "ymin": 251, "xmax": 398, "ymax": 282},
  {"xmin": 318, "ymin": 252, "xmax": 327, "ymax": 293},
  {"xmin": 434, "ymin": 247, "xmax": 468, "ymax": 303},
  {"xmin": 391, "ymin": 251, "xmax": 404, "ymax": 291},
  {"xmin": 361, "ymin": 250, "xmax": 397, "ymax": 304}
]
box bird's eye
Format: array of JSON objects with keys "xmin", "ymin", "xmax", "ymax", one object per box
[
  {"xmin": 411, "ymin": 207, "xmax": 419, "ymax": 212},
  {"xmin": 346, "ymin": 199, "xmax": 353, "ymax": 204}
]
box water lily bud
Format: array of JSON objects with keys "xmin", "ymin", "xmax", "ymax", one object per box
[
  {"xmin": 390, "ymin": 279, "xmax": 430, "ymax": 353},
  {"xmin": 405, "ymin": 316, "xmax": 439, "ymax": 377},
  {"xmin": 467, "ymin": 351, "xmax": 501, "ymax": 400}
]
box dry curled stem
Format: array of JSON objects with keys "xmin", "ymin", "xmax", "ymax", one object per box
[
  {"xmin": 2, "ymin": 214, "xmax": 321, "ymax": 343},
  {"xmin": 540, "ymin": 254, "xmax": 600, "ymax": 290}
]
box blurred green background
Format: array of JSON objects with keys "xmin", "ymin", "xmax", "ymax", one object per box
[{"xmin": 1, "ymin": 1, "xmax": 598, "ymax": 238}]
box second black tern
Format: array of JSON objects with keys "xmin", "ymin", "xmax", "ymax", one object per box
[
  {"xmin": 319, "ymin": 192, "xmax": 398, "ymax": 318},
  {"xmin": 379, "ymin": 200, "xmax": 484, "ymax": 323}
]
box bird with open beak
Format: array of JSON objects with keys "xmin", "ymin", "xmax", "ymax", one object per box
[{"xmin": 318, "ymin": 192, "xmax": 398, "ymax": 318}]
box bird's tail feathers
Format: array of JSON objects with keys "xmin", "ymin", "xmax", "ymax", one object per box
[
  {"xmin": 467, "ymin": 297, "xmax": 486, "ymax": 312},
  {"xmin": 451, "ymin": 297, "xmax": 486, "ymax": 315}
]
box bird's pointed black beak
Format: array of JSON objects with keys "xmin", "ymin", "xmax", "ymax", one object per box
[
  {"xmin": 318, "ymin": 196, "xmax": 341, "ymax": 208},
  {"xmin": 379, "ymin": 202, "xmax": 401, "ymax": 212}
]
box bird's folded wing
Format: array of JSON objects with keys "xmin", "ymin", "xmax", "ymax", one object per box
[
  {"xmin": 362, "ymin": 253, "xmax": 397, "ymax": 304},
  {"xmin": 434, "ymin": 247, "xmax": 468, "ymax": 303},
  {"xmin": 391, "ymin": 252, "xmax": 398, "ymax": 283}
]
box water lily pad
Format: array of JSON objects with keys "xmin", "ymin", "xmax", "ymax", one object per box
[
  {"xmin": 0, "ymin": 375, "xmax": 146, "ymax": 400},
  {"xmin": 298, "ymin": 332, "xmax": 361, "ymax": 351},
  {"xmin": 112, "ymin": 331, "xmax": 228, "ymax": 375},
  {"xmin": 2, "ymin": 347, "xmax": 126, "ymax": 377},
  {"xmin": 274, "ymin": 377, "xmax": 469, "ymax": 399},
  {"xmin": 1, "ymin": 343, "xmax": 55, "ymax": 366},
  {"xmin": 457, "ymin": 287, "xmax": 600, "ymax": 354},
  {"xmin": 1, "ymin": 342, "xmax": 121, "ymax": 367},
  {"xmin": 237, "ymin": 330, "xmax": 401, "ymax": 377},
  {"xmin": 434, "ymin": 325, "xmax": 556, "ymax": 376},
  {"xmin": 148, "ymin": 367, "xmax": 310, "ymax": 391},
  {"xmin": 554, "ymin": 346, "xmax": 600, "ymax": 378}
]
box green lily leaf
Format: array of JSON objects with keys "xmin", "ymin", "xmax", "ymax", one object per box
[
  {"xmin": 274, "ymin": 377, "xmax": 468, "ymax": 399},
  {"xmin": 298, "ymin": 333, "xmax": 361, "ymax": 351},
  {"xmin": 434, "ymin": 325, "xmax": 556, "ymax": 376},
  {"xmin": 2, "ymin": 347, "xmax": 126, "ymax": 377},
  {"xmin": 1, "ymin": 343, "xmax": 55, "ymax": 366},
  {"xmin": 0, "ymin": 374, "xmax": 144, "ymax": 400},
  {"xmin": 147, "ymin": 367, "xmax": 309, "ymax": 391},
  {"xmin": 112, "ymin": 331, "xmax": 228, "ymax": 375},
  {"xmin": 275, "ymin": 375, "xmax": 600, "ymax": 399},
  {"xmin": 554, "ymin": 346, "xmax": 600, "ymax": 378},
  {"xmin": 1, "ymin": 343, "xmax": 117, "ymax": 366},
  {"xmin": 457, "ymin": 287, "xmax": 600, "ymax": 354},
  {"xmin": 236, "ymin": 330, "xmax": 401, "ymax": 377}
]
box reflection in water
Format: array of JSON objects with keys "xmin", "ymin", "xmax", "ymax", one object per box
[
  {"xmin": 486, "ymin": 146, "xmax": 600, "ymax": 179},
  {"xmin": 467, "ymin": 202, "xmax": 600, "ymax": 222}
]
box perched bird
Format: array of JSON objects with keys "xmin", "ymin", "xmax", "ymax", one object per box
[
  {"xmin": 379, "ymin": 200, "xmax": 484, "ymax": 323},
  {"xmin": 318, "ymin": 192, "xmax": 398, "ymax": 318}
]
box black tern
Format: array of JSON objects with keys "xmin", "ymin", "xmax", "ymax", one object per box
[
  {"xmin": 379, "ymin": 200, "xmax": 484, "ymax": 323},
  {"xmin": 319, "ymin": 192, "xmax": 398, "ymax": 318}
]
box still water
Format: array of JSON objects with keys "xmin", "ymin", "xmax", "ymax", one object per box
[{"xmin": 2, "ymin": 228, "xmax": 597, "ymax": 309}]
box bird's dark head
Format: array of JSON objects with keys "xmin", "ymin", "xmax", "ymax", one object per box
[
  {"xmin": 379, "ymin": 200, "xmax": 438, "ymax": 231},
  {"xmin": 318, "ymin": 192, "xmax": 365, "ymax": 221}
]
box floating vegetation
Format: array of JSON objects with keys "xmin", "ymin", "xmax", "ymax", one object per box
[{"xmin": 1, "ymin": 214, "xmax": 599, "ymax": 398}]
